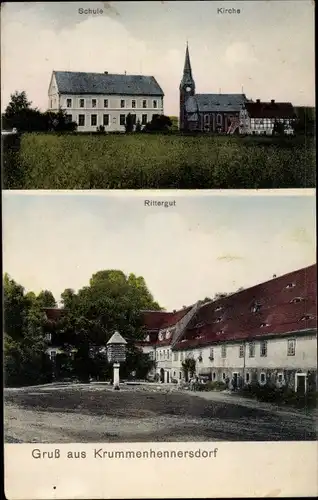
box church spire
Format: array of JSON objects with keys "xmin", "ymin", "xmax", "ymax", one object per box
[{"xmin": 180, "ymin": 42, "xmax": 195, "ymax": 90}]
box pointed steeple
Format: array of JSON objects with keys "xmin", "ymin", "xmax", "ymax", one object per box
[{"xmin": 180, "ymin": 42, "xmax": 195, "ymax": 90}]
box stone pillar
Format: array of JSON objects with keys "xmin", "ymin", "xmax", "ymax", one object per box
[{"xmin": 113, "ymin": 363, "xmax": 120, "ymax": 390}]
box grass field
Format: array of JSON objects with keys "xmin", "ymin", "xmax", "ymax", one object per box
[{"xmin": 4, "ymin": 132, "xmax": 316, "ymax": 189}]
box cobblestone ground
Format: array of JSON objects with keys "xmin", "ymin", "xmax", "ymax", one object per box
[{"xmin": 4, "ymin": 383, "xmax": 317, "ymax": 443}]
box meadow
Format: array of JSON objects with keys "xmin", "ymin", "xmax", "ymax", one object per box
[{"xmin": 3, "ymin": 132, "xmax": 316, "ymax": 189}]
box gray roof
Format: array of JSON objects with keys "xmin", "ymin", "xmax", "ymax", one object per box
[
  {"xmin": 186, "ymin": 94, "xmax": 249, "ymax": 113},
  {"xmin": 53, "ymin": 71, "xmax": 164, "ymax": 96}
]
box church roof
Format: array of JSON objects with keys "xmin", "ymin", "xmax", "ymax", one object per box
[
  {"xmin": 53, "ymin": 71, "xmax": 164, "ymax": 96},
  {"xmin": 186, "ymin": 94, "xmax": 249, "ymax": 113}
]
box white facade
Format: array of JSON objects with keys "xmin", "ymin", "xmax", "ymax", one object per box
[
  {"xmin": 143, "ymin": 331, "xmax": 317, "ymax": 390},
  {"xmin": 48, "ymin": 74, "xmax": 164, "ymax": 132},
  {"xmin": 239, "ymin": 108, "xmax": 294, "ymax": 136}
]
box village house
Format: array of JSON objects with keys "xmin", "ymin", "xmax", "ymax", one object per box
[
  {"xmin": 48, "ymin": 70, "xmax": 164, "ymax": 132},
  {"xmin": 239, "ymin": 100, "xmax": 297, "ymax": 135}
]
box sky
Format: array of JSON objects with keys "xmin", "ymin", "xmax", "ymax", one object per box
[
  {"xmin": 1, "ymin": 1, "xmax": 315, "ymax": 115},
  {"xmin": 2, "ymin": 190, "xmax": 316, "ymax": 310}
]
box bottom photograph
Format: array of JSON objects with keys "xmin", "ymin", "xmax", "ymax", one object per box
[{"xmin": 3, "ymin": 190, "xmax": 317, "ymax": 444}]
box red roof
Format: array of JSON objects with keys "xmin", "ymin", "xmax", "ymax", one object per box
[
  {"xmin": 43, "ymin": 307, "xmax": 65, "ymax": 322},
  {"xmin": 245, "ymin": 101, "xmax": 296, "ymax": 119},
  {"xmin": 174, "ymin": 264, "xmax": 317, "ymax": 349},
  {"xmin": 141, "ymin": 306, "xmax": 193, "ymax": 345}
]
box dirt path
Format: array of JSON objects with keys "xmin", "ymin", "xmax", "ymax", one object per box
[{"xmin": 4, "ymin": 383, "xmax": 317, "ymax": 443}]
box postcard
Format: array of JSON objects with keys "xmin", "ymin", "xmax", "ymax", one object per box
[
  {"xmin": 1, "ymin": 1, "xmax": 316, "ymax": 189},
  {"xmin": 3, "ymin": 189, "xmax": 317, "ymax": 498}
]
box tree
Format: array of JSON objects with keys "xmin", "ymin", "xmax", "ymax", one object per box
[
  {"xmin": 143, "ymin": 114, "xmax": 172, "ymax": 133},
  {"xmin": 4, "ymin": 91, "xmax": 32, "ymax": 117},
  {"xmin": 54, "ymin": 270, "xmax": 163, "ymax": 381},
  {"xmin": 4, "ymin": 274, "xmax": 52, "ymax": 387},
  {"xmin": 125, "ymin": 113, "xmax": 134, "ymax": 133},
  {"xmin": 37, "ymin": 290, "xmax": 57, "ymax": 308},
  {"xmin": 272, "ymin": 120, "xmax": 285, "ymax": 136},
  {"xmin": 135, "ymin": 119, "xmax": 142, "ymax": 133},
  {"xmin": 181, "ymin": 356, "xmax": 196, "ymax": 382}
]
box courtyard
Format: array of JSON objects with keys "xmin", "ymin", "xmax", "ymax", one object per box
[{"xmin": 4, "ymin": 382, "xmax": 317, "ymax": 443}]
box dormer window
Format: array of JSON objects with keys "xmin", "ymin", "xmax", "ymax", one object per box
[
  {"xmin": 166, "ymin": 330, "xmax": 171, "ymax": 339},
  {"xmin": 158, "ymin": 332, "xmax": 164, "ymax": 341},
  {"xmin": 216, "ymin": 329, "xmax": 224, "ymax": 335},
  {"xmin": 300, "ymin": 314, "xmax": 314, "ymax": 321},
  {"xmin": 194, "ymin": 321, "xmax": 204, "ymax": 328},
  {"xmin": 290, "ymin": 297, "xmax": 304, "ymax": 304},
  {"xmin": 215, "ymin": 317, "xmax": 222, "ymax": 323},
  {"xmin": 215, "ymin": 306, "xmax": 223, "ymax": 312},
  {"xmin": 251, "ymin": 302, "xmax": 261, "ymax": 313},
  {"xmin": 260, "ymin": 323, "xmax": 269, "ymax": 328},
  {"xmin": 285, "ymin": 283, "xmax": 296, "ymax": 289}
]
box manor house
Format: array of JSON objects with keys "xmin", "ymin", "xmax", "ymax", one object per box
[{"xmin": 44, "ymin": 264, "xmax": 317, "ymax": 394}]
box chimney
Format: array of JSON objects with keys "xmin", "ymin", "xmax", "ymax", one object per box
[
  {"xmin": 271, "ymin": 99, "xmax": 275, "ymax": 103},
  {"xmin": 256, "ymin": 99, "xmax": 260, "ymax": 103},
  {"xmin": 273, "ymin": 274, "xmax": 277, "ymax": 278},
  {"xmin": 104, "ymin": 71, "xmax": 108, "ymax": 74}
]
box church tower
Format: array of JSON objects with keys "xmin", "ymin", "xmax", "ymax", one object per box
[{"xmin": 179, "ymin": 42, "xmax": 195, "ymax": 131}]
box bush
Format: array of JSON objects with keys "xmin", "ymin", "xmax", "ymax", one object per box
[{"xmin": 238, "ymin": 382, "xmax": 318, "ymax": 409}]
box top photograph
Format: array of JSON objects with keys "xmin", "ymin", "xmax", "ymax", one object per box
[{"xmin": 2, "ymin": 1, "xmax": 315, "ymax": 190}]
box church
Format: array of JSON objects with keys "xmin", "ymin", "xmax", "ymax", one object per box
[{"xmin": 179, "ymin": 43, "xmax": 250, "ymax": 133}]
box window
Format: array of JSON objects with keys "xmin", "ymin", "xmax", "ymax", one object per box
[
  {"xmin": 142, "ymin": 114, "xmax": 147, "ymax": 125},
  {"xmin": 103, "ymin": 114, "xmax": 109, "ymax": 126},
  {"xmin": 50, "ymin": 99, "xmax": 53, "ymax": 108},
  {"xmin": 173, "ymin": 352, "xmax": 178, "ymax": 361},
  {"xmin": 221, "ymin": 345, "xmax": 227, "ymax": 358},
  {"xmin": 287, "ymin": 339, "xmax": 296, "ymax": 356},
  {"xmin": 142, "ymin": 100, "xmax": 147, "ymax": 108},
  {"xmin": 239, "ymin": 344, "xmax": 244, "ymax": 358},
  {"xmin": 217, "ymin": 113, "xmax": 222, "ymax": 125},
  {"xmin": 79, "ymin": 99, "xmax": 85, "ymax": 108},
  {"xmin": 249, "ymin": 342, "xmax": 255, "ymax": 358},
  {"xmin": 132, "ymin": 100, "xmax": 136, "ymax": 108},
  {"xmin": 215, "ymin": 317, "xmax": 222, "ymax": 323},
  {"xmin": 245, "ymin": 372, "xmax": 250, "ymax": 384},
  {"xmin": 78, "ymin": 114, "xmax": 85, "ymax": 126},
  {"xmin": 222, "ymin": 372, "xmax": 226, "ymax": 380},
  {"xmin": 66, "ymin": 114, "xmax": 72, "ymax": 123},
  {"xmin": 277, "ymin": 373, "xmax": 283, "ymax": 383},
  {"xmin": 260, "ymin": 323, "xmax": 269, "ymax": 328},
  {"xmin": 120, "ymin": 99, "xmax": 125, "ymax": 108},
  {"xmin": 153, "ymin": 100, "xmax": 157, "ymax": 108},
  {"xmin": 66, "ymin": 98, "xmax": 72, "ymax": 108},
  {"xmin": 216, "ymin": 330, "xmax": 224, "ymax": 336},
  {"xmin": 209, "ymin": 347, "xmax": 214, "ymax": 360},
  {"xmin": 91, "ymin": 114, "xmax": 97, "ymax": 126},
  {"xmin": 104, "ymin": 99, "xmax": 108, "ymax": 108},
  {"xmin": 204, "ymin": 114, "xmax": 210, "ymax": 124},
  {"xmin": 179, "ymin": 372, "xmax": 182, "ymax": 379},
  {"xmin": 301, "ymin": 314, "xmax": 314, "ymax": 321},
  {"xmin": 260, "ymin": 340, "xmax": 267, "ymax": 357},
  {"xmin": 120, "ymin": 114, "xmax": 126, "ymax": 126},
  {"xmin": 92, "ymin": 99, "xmax": 97, "ymax": 108},
  {"xmin": 198, "ymin": 351, "xmax": 203, "ymax": 362},
  {"xmin": 259, "ymin": 372, "xmax": 266, "ymax": 385},
  {"xmin": 50, "ymin": 350, "xmax": 57, "ymax": 360},
  {"xmin": 215, "ymin": 306, "xmax": 223, "ymax": 312},
  {"xmin": 212, "ymin": 372, "xmax": 216, "ymax": 380}
]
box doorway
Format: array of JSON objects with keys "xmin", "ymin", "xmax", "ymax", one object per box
[
  {"xmin": 160, "ymin": 368, "xmax": 164, "ymax": 383},
  {"xmin": 295, "ymin": 373, "xmax": 307, "ymax": 395}
]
